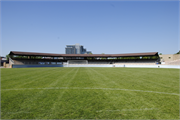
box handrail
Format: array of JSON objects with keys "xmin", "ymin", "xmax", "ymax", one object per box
[{"xmin": 9, "ymin": 57, "xmax": 14, "ymax": 64}]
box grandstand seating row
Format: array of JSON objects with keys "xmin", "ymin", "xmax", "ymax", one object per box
[
  {"xmin": 114, "ymin": 63, "xmax": 156, "ymax": 65},
  {"xmin": 13, "ymin": 59, "xmax": 158, "ymax": 65},
  {"xmin": 13, "ymin": 60, "xmax": 62, "ymax": 65},
  {"xmin": 164, "ymin": 59, "xmax": 180, "ymax": 65}
]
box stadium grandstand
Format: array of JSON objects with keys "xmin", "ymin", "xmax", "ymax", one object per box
[{"xmin": 8, "ymin": 51, "xmax": 160, "ymax": 68}]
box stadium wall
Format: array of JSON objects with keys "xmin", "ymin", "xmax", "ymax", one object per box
[
  {"xmin": 66, "ymin": 64, "xmax": 179, "ymax": 69},
  {"xmin": 12, "ymin": 64, "xmax": 179, "ymax": 69},
  {"xmin": 115, "ymin": 65, "xmax": 180, "ymax": 69},
  {"xmin": 159, "ymin": 54, "xmax": 180, "ymax": 62},
  {"xmin": 12, "ymin": 64, "xmax": 63, "ymax": 68}
]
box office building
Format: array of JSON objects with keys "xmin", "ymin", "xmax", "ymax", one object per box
[{"xmin": 65, "ymin": 44, "xmax": 91, "ymax": 54}]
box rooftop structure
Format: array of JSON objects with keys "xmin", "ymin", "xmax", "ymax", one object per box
[{"xmin": 9, "ymin": 51, "xmax": 158, "ymax": 57}]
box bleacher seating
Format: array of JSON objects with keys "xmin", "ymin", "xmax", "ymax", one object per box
[
  {"xmin": 87, "ymin": 60, "xmax": 156, "ymax": 65},
  {"xmin": 88, "ymin": 61, "xmax": 110, "ymax": 64},
  {"xmin": 13, "ymin": 60, "xmax": 24, "ymax": 65},
  {"xmin": 13, "ymin": 60, "xmax": 45, "ymax": 65},
  {"xmin": 165, "ymin": 59, "xmax": 180, "ymax": 65},
  {"xmin": 12, "ymin": 59, "xmax": 158, "ymax": 65}
]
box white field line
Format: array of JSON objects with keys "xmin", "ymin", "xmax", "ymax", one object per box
[
  {"xmin": 1, "ymin": 87, "xmax": 179, "ymax": 96},
  {"xmin": 96, "ymin": 108, "xmax": 158, "ymax": 112},
  {"xmin": 50, "ymin": 68, "xmax": 79, "ymax": 113}
]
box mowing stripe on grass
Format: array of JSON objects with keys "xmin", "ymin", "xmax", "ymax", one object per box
[
  {"xmin": 3, "ymin": 108, "xmax": 158, "ymax": 114},
  {"xmin": 49, "ymin": 68, "xmax": 79, "ymax": 118},
  {"xmin": 1, "ymin": 87, "xmax": 179, "ymax": 96},
  {"xmin": 5, "ymin": 112, "xmax": 32, "ymax": 114},
  {"xmin": 96, "ymin": 108, "xmax": 159, "ymax": 112}
]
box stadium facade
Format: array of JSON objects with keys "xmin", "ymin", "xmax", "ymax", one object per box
[{"xmin": 8, "ymin": 51, "xmax": 161, "ymax": 68}]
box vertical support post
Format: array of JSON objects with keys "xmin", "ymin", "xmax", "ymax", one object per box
[{"xmin": 3, "ymin": 62, "xmax": 6, "ymax": 68}]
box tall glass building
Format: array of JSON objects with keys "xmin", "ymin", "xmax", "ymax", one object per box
[{"xmin": 65, "ymin": 44, "xmax": 91, "ymax": 54}]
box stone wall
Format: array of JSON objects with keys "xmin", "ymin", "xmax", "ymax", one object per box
[{"xmin": 159, "ymin": 54, "xmax": 180, "ymax": 62}]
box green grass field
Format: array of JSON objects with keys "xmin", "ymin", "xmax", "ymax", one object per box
[{"xmin": 1, "ymin": 67, "xmax": 179, "ymax": 119}]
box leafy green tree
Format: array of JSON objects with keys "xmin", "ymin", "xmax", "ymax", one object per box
[
  {"xmin": 175, "ymin": 51, "xmax": 180, "ymax": 54},
  {"xmin": 6, "ymin": 54, "xmax": 9, "ymax": 60},
  {"xmin": 101, "ymin": 53, "xmax": 106, "ymax": 59}
]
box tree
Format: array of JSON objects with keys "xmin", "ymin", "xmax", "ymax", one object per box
[
  {"xmin": 159, "ymin": 53, "xmax": 162, "ymax": 55},
  {"xmin": 101, "ymin": 53, "xmax": 106, "ymax": 59},
  {"xmin": 6, "ymin": 54, "xmax": 9, "ymax": 60},
  {"xmin": 175, "ymin": 50, "xmax": 180, "ymax": 54}
]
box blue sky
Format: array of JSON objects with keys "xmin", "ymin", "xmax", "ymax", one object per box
[{"xmin": 1, "ymin": 0, "xmax": 179, "ymax": 56}]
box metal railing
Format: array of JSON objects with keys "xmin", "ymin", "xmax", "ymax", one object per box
[{"xmin": 9, "ymin": 57, "xmax": 14, "ymax": 64}]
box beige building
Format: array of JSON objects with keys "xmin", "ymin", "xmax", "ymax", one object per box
[{"xmin": 159, "ymin": 54, "xmax": 180, "ymax": 62}]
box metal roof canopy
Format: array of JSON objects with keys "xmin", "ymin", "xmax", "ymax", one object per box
[{"xmin": 9, "ymin": 51, "xmax": 159, "ymax": 57}]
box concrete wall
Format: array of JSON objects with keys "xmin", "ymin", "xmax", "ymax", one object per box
[
  {"xmin": 65, "ymin": 64, "xmax": 113, "ymax": 67},
  {"xmin": 115, "ymin": 65, "xmax": 179, "ymax": 69},
  {"xmin": 159, "ymin": 54, "xmax": 180, "ymax": 62},
  {"xmin": 12, "ymin": 64, "xmax": 179, "ymax": 69},
  {"xmin": 66, "ymin": 64, "xmax": 180, "ymax": 69},
  {"xmin": 12, "ymin": 64, "xmax": 63, "ymax": 68},
  {"xmin": 173, "ymin": 54, "xmax": 180, "ymax": 60}
]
